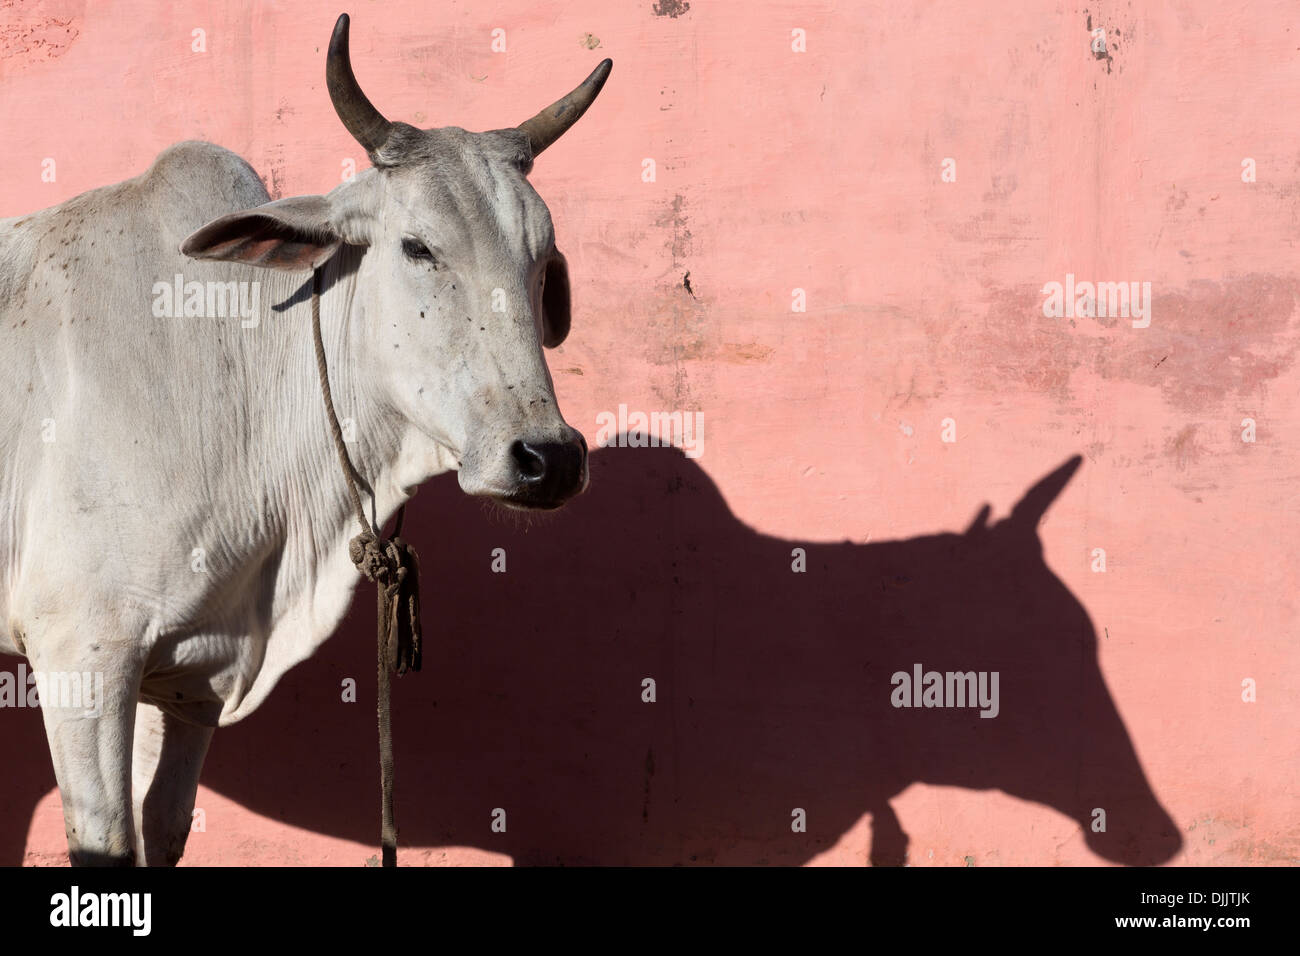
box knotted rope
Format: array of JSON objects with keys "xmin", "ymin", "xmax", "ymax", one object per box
[{"xmin": 311, "ymin": 268, "xmax": 422, "ymax": 868}]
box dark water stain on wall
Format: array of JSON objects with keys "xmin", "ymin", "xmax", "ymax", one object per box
[{"xmin": 652, "ymin": 0, "xmax": 691, "ymax": 18}]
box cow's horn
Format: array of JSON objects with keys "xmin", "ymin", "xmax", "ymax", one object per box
[
  {"xmin": 518, "ymin": 58, "xmax": 613, "ymax": 157},
  {"xmin": 1008, "ymin": 455, "xmax": 1084, "ymax": 532},
  {"xmin": 326, "ymin": 14, "xmax": 393, "ymax": 157}
]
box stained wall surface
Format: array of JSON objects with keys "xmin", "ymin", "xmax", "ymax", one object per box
[{"xmin": 1, "ymin": 0, "xmax": 1296, "ymax": 865}]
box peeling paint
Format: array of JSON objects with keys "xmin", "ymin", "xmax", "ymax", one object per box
[
  {"xmin": 651, "ymin": 0, "xmax": 690, "ymax": 18},
  {"xmin": 0, "ymin": 2, "xmax": 81, "ymax": 66}
]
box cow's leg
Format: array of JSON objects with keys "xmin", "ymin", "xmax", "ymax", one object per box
[
  {"xmin": 28, "ymin": 631, "xmax": 140, "ymax": 866},
  {"xmin": 131, "ymin": 701, "xmax": 214, "ymax": 866}
]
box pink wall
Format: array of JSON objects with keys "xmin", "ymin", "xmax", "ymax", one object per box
[{"xmin": 1, "ymin": 0, "xmax": 1296, "ymax": 865}]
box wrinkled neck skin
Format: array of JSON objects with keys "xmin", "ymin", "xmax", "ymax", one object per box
[
  {"xmin": 222, "ymin": 201, "xmax": 451, "ymax": 720},
  {"xmin": 282, "ymin": 169, "xmax": 456, "ymax": 528},
  {"xmin": 301, "ymin": 254, "xmax": 451, "ymax": 529}
]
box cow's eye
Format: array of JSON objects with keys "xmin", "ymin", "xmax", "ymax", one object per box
[{"xmin": 401, "ymin": 237, "xmax": 437, "ymax": 264}]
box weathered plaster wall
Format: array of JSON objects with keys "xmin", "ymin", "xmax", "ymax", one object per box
[{"xmin": 1, "ymin": 0, "xmax": 1295, "ymax": 865}]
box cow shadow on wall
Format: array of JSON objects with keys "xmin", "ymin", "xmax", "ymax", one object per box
[{"xmin": 1, "ymin": 443, "xmax": 1182, "ymax": 865}]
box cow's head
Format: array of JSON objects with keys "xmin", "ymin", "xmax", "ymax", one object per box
[{"xmin": 183, "ymin": 14, "xmax": 609, "ymax": 510}]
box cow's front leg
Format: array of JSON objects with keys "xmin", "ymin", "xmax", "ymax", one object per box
[
  {"xmin": 131, "ymin": 701, "xmax": 214, "ymax": 866},
  {"xmin": 29, "ymin": 633, "xmax": 140, "ymax": 866}
]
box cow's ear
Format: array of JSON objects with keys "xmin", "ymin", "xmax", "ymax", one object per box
[
  {"xmin": 182, "ymin": 196, "xmax": 341, "ymax": 271},
  {"xmin": 540, "ymin": 250, "xmax": 571, "ymax": 348}
]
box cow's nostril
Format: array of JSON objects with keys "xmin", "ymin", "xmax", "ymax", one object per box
[
  {"xmin": 506, "ymin": 437, "xmax": 587, "ymax": 505},
  {"xmin": 511, "ymin": 440, "xmax": 547, "ymax": 481}
]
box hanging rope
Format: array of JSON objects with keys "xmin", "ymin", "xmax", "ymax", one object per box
[{"xmin": 310, "ymin": 267, "xmax": 423, "ymax": 868}]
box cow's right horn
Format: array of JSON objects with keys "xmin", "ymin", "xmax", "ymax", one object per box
[{"xmin": 326, "ymin": 14, "xmax": 393, "ymax": 158}]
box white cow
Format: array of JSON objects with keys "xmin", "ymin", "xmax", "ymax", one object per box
[{"xmin": 0, "ymin": 14, "xmax": 611, "ymax": 865}]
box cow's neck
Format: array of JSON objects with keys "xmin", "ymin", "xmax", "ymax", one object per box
[
  {"xmin": 225, "ymin": 245, "xmax": 449, "ymax": 716},
  {"xmin": 262, "ymin": 249, "xmax": 392, "ymax": 531}
]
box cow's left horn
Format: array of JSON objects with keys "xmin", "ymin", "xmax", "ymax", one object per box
[
  {"xmin": 518, "ymin": 58, "xmax": 613, "ymax": 157},
  {"xmin": 326, "ymin": 14, "xmax": 394, "ymax": 158}
]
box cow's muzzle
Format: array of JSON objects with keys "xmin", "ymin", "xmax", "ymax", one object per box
[{"xmin": 502, "ymin": 431, "xmax": 588, "ymax": 509}]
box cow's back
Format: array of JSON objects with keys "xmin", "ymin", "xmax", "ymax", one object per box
[{"xmin": 0, "ymin": 142, "xmax": 274, "ymax": 654}]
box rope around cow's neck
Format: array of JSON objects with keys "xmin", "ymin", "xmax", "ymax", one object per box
[{"xmin": 311, "ymin": 267, "xmax": 423, "ymax": 868}]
